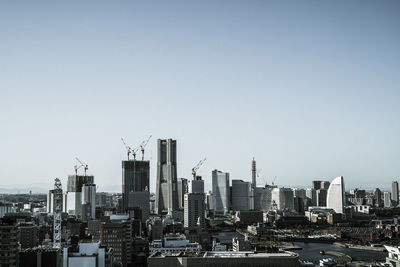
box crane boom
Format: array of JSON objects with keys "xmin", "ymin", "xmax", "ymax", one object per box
[
  {"xmin": 192, "ymin": 158, "xmax": 206, "ymax": 179},
  {"xmin": 75, "ymin": 157, "xmax": 88, "ymax": 176},
  {"xmin": 140, "ymin": 135, "xmax": 152, "ymax": 160},
  {"xmin": 121, "ymin": 137, "xmax": 132, "ymax": 160}
]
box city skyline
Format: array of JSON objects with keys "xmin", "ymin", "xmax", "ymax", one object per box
[{"xmin": 1, "ymin": 1, "xmax": 400, "ymax": 193}]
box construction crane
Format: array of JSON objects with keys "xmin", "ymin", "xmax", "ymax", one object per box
[
  {"xmin": 121, "ymin": 137, "xmax": 132, "ymax": 160},
  {"xmin": 53, "ymin": 178, "xmax": 62, "ymax": 249},
  {"xmin": 192, "ymin": 158, "xmax": 206, "ymax": 180},
  {"xmin": 74, "ymin": 162, "xmax": 84, "ymax": 175},
  {"xmin": 132, "ymin": 145, "xmax": 140, "ymax": 160},
  {"xmin": 272, "ymin": 176, "xmax": 277, "ymax": 186},
  {"xmin": 75, "ymin": 157, "xmax": 88, "ymax": 176},
  {"xmin": 140, "ymin": 135, "xmax": 152, "ymax": 160}
]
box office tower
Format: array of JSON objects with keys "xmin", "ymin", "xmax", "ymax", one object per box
[
  {"xmin": 184, "ymin": 193, "xmax": 205, "ymax": 229},
  {"xmin": 231, "ymin": 180, "xmax": 251, "ymax": 211},
  {"xmin": 19, "ymin": 222, "xmax": 39, "ymax": 249},
  {"xmin": 316, "ymin": 189, "xmax": 327, "ymax": 207},
  {"xmin": 312, "ymin": 181, "xmax": 322, "ymax": 190},
  {"xmin": 374, "ymin": 188, "xmax": 383, "ymax": 207},
  {"xmin": 0, "ymin": 218, "xmax": 19, "ymax": 267},
  {"xmin": 392, "ymin": 181, "xmax": 399, "ymax": 206},
  {"xmin": 326, "ymin": 176, "xmax": 345, "ymax": 214},
  {"xmin": 155, "ymin": 139, "xmax": 178, "ymax": 214},
  {"xmin": 128, "ymin": 191, "xmax": 150, "ymax": 223},
  {"xmin": 81, "ymin": 184, "xmax": 96, "ymax": 221},
  {"xmin": 306, "ymin": 188, "xmax": 317, "ymax": 206},
  {"xmin": 47, "ymin": 189, "xmax": 55, "ymax": 213},
  {"xmin": 271, "ymin": 188, "xmax": 294, "ymax": 210},
  {"xmin": 67, "ymin": 175, "xmax": 94, "ymax": 192},
  {"xmin": 188, "ymin": 178, "xmax": 204, "ymax": 194},
  {"xmin": 65, "ymin": 175, "xmax": 94, "ymax": 218},
  {"xmin": 122, "ymin": 160, "xmax": 150, "ymax": 212},
  {"xmin": 254, "ymin": 186, "xmax": 274, "ymax": 211},
  {"xmin": 100, "ymin": 221, "xmax": 132, "ymax": 267},
  {"xmin": 212, "ymin": 170, "xmax": 230, "ymax": 216},
  {"xmin": 177, "ymin": 178, "xmax": 188, "ymax": 209},
  {"xmin": 321, "ymin": 181, "xmax": 330, "ymax": 190},
  {"xmin": 384, "ymin": 192, "xmax": 392, "ymax": 208}
]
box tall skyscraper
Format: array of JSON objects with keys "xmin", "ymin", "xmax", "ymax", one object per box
[
  {"xmin": 231, "ymin": 180, "xmax": 251, "ymax": 211},
  {"xmin": 177, "ymin": 178, "xmax": 188, "ymax": 209},
  {"xmin": 384, "ymin": 191, "xmax": 392, "ymax": 208},
  {"xmin": 212, "ymin": 170, "xmax": 230, "ymax": 216},
  {"xmin": 392, "ymin": 181, "xmax": 399, "ymax": 206},
  {"xmin": 374, "ymin": 188, "xmax": 383, "ymax": 207},
  {"xmin": 184, "ymin": 193, "xmax": 205, "ymax": 229},
  {"xmin": 122, "ymin": 160, "xmax": 150, "ymax": 212},
  {"xmin": 65, "ymin": 175, "xmax": 94, "ymax": 219},
  {"xmin": 316, "ymin": 189, "xmax": 327, "ymax": 207},
  {"xmin": 251, "ymin": 158, "xmax": 256, "ymax": 188},
  {"xmin": 326, "ymin": 176, "xmax": 345, "ymax": 214},
  {"xmin": 155, "ymin": 139, "xmax": 178, "ymax": 214}
]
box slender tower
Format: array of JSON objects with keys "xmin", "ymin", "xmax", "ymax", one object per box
[
  {"xmin": 53, "ymin": 178, "xmax": 62, "ymax": 249},
  {"xmin": 155, "ymin": 139, "xmax": 178, "ymax": 215},
  {"xmin": 251, "ymin": 158, "xmax": 257, "ymax": 189}
]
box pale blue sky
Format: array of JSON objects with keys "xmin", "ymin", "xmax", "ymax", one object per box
[{"xmin": 0, "ymin": 1, "xmax": 399, "ymax": 193}]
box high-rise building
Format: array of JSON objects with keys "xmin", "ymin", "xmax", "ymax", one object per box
[
  {"xmin": 374, "ymin": 188, "xmax": 383, "ymax": 207},
  {"xmin": 231, "ymin": 180, "xmax": 251, "ymax": 211},
  {"xmin": 82, "ymin": 184, "xmax": 96, "ymax": 221},
  {"xmin": 155, "ymin": 139, "xmax": 178, "ymax": 214},
  {"xmin": 250, "ymin": 158, "xmax": 257, "ymax": 210},
  {"xmin": 177, "ymin": 178, "xmax": 188, "ymax": 209},
  {"xmin": 312, "ymin": 181, "xmax": 322, "ymax": 190},
  {"xmin": 0, "ymin": 218, "xmax": 19, "ymax": 267},
  {"xmin": 271, "ymin": 188, "xmax": 294, "ymax": 210},
  {"xmin": 326, "ymin": 176, "xmax": 345, "ymax": 214},
  {"xmin": 122, "ymin": 160, "xmax": 150, "ymax": 212},
  {"xmin": 184, "ymin": 193, "xmax": 205, "ymax": 229},
  {"xmin": 253, "ymin": 186, "xmax": 274, "ymax": 211},
  {"xmin": 100, "ymin": 221, "xmax": 132, "ymax": 267},
  {"xmin": 65, "ymin": 175, "xmax": 95, "ymax": 219},
  {"xmin": 316, "ymin": 189, "xmax": 327, "ymax": 207},
  {"xmin": 306, "ymin": 188, "xmax": 317, "ymax": 206},
  {"xmin": 392, "ymin": 181, "xmax": 399, "ymax": 206},
  {"xmin": 188, "ymin": 178, "xmax": 204, "ymax": 194},
  {"xmin": 128, "ymin": 191, "xmax": 150, "ymax": 223},
  {"xmin": 320, "ymin": 181, "xmax": 330, "ymax": 190},
  {"xmin": 212, "ymin": 170, "xmax": 230, "ymax": 216},
  {"xmin": 19, "ymin": 222, "xmax": 39, "ymax": 249},
  {"xmin": 384, "ymin": 192, "xmax": 392, "ymax": 208}
]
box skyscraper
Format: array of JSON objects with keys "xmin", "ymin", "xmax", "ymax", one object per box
[
  {"xmin": 231, "ymin": 180, "xmax": 251, "ymax": 211},
  {"xmin": 122, "ymin": 160, "xmax": 150, "ymax": 212},
  {"xmin": 392, "ymin": 181, "xmax": 399, "ymax": 206},
  {"xmin": 326, "ymin": 176, "xmax": 345, "ymax": 214},
  {"xmin": 212, "ymin": 170, "xmax": 230, "ymax": 216},
  {"xmin": 177, "ymin": 178, "xmax": 188, "ymax": 209},
  {"xmin": 155, "ymin": 139, "xmax": 178, "ymax": 214},
  {"xmin": 184, "ymin": 193, "xmax": 205, "ymax": 229}
]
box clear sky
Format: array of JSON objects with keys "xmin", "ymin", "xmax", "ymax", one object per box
[{"xmin": 0, "ymin": 1, "xmax": 399, "ymax": 193}]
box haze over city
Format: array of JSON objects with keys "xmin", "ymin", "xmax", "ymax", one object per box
[{"xmin": 1, "ymin": 1, "xmax": 399, "ymax": 193}]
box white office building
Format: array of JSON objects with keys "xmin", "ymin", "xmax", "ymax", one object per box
[
  {"xmin": 326, "ymin": 176, "xmax": 345, "ymax": 214},
  {"xmin": 231, "ymin": 180, "xmax": 251, "ymax": 211}
]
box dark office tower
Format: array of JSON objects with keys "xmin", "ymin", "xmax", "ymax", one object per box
[
  {"xmin": 67, "ymin": 175, "xmax": 94, "ymax": 192},
  {"xmin": 321, "ymin": 181, "xmax": 330, "ymax": 190},
  {"xmin": 0, "ymin": 218, "xmax": 19, "ymax": 267},
  {"xmin": 374, "ymin": 188, "xmax": 383, "ymax": 207},
  {"xmin": 392, "ymin": 181, "xmax": 399, "ymax": 205},
  {"xmin": 155, "ymin": 139, "xmax": 178, "ymax": 214},
  {"xmin": 122, "ymin": 160, "xmax": 150, "ymax": 212},
  {"xmin": 177, "ymin": 178, "xmax": 188, "ymax": 209},
  {"xmin": 312, "ymin": 181, "xmax": 322, "ymax": 190}
]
